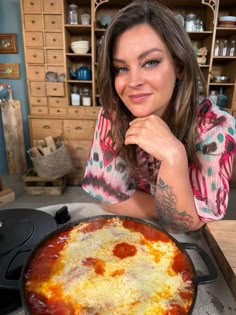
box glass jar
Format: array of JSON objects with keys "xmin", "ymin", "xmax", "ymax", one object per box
[
  {"xmin": 82, "ymin": 88, "xmax": 91, "ymax": 106},
  {"xmin": 71, "ymin": 85, "xmax": 80, "ymax": 106},
  {"xmin": 217, "ymin": 87, "xmax": 228, "ymax": 108},
  {"xmin": 185, "ymin": 13, "xmax": 196, "ymax": 32},
  {"xmin": 222, "ymin": 39, "xmax": 228, "ymax": 57},
  {"xmin": 67, "ymin": 4, "xmax": 78, "ymax": 25}
]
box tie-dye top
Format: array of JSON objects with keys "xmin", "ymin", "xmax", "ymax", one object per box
[{"xmin": 82, "ymin": 99, "xmax": 236, "ymax": 222}]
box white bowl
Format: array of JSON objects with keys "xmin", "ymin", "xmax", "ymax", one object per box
[
  {"xmin": 71, "ymin": 47, "xmax": 89, "ymax": 54},
  {"xmin": 71, "ymin": 40, "xmax": 89, "ymax": 45},
  {"xmin": 71, "ymin": 43, "xmax": 89, "ymax": 47}
]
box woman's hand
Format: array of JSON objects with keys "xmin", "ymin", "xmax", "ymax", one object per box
[{"xmin": 125, "ymin": 115, "xmax": 185, "ymax": 164}]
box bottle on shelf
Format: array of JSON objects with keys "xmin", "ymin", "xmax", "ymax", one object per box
[
  {"xmin": 227, "ymin": 40, "xmax": 236, "ymax": 57},
  {"xmin": 216, "ymin": 87, "xmax": 228, "ymax": 109},
  {"xmin": 209, "ymin": 90, "xmax": 218, "ymax": 104},
  {"xmin": 214, "ymin": 39, "xmax": 220, "ymax": 56},
  {"xmin": 222, "ymin": 40, "xmax": 228, "ymax": 57}
]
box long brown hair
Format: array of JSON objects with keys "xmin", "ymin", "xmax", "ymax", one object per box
[{"xmin": 97, "ymin": 0, "xmax": 206, "ymax": 172}]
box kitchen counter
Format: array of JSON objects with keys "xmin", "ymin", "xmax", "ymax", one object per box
[
  {"xmin": 8, "ymin": 203, "xmax": 236, "ymax": 315},
  {"xmin": 204, "ymin": 220, "xmax": 236, "ymax": 300}
]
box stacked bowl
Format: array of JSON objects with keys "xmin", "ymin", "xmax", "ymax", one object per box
[{"xmin": 71, "ymin": 40, "xmax": 89, "ymax": 54}]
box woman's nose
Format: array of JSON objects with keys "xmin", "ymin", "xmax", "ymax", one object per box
[{"xmin": 128, "ymin": 68, "xmax": 144, "ymax": 88}]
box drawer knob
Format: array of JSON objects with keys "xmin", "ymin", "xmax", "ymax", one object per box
[
  {"xmin": 53, "ymin": 38, "xmax": 56, "ymax": 42},
  {"xmin": 53, "ymin": 56, "xmax": 57, "ymax": 59},
  {"xmin": 75, "ymin": 126, "xmax": 82, "ymax": 130},
  {"xmin": 50, "ymin": 2, "xmax": 54, "ymax": 6},
  {"xmin": 31, "ymin": 20, "xmax": 35, "ymax": 24},
  {"xmin": 53, "ymin": 88, "xmax": 57, "ymax": 91},
  {"xmin": 32, "ymin": 37, "xmax": 36, "ymax": 41},
  {"xmin": 33, "ymin": 54, "xmax": 37, "ymax": 58},
  {"xmin": 43, "ymin": 125, "xmax": 50, "ymax": 129},
  {"xmin": 76, "ymin": 147, "xmax": 83, "ymax": 151},
  {"xmin": 38, "ymin": 109, "xmax": 42, "ymax": 112},
  {"xmin": 30, "ymin": 2, "xmax": 34, "ymax": 6},
  {"xmin": 57, "ymin": 110, "xmax": 60, "ymax": 112},
  {"xmin": 51, "ymin": 21, "xmax": 55, "ymax": 24},
  {"xmin": 56, "ymin": 100, "xmax": 59, "ymax": 104},
  {"xmin": 37, "ymin": 87, "xmax": 41, "ymax": 90},
  {"xmin": 37, "ymin": 99, "xmax": 41, "ymax": 103},
  {"xmin": 35, "ymin": 71, "xmax": 39, "ymax": 74}
]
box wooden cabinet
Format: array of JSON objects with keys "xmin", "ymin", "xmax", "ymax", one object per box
[{"xmin": 21, "ymin": 0, "xmax": 236, "ymax": 185}]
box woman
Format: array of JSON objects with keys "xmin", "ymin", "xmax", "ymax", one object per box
[{"xmin": 82, "ymin": 0, "xmax": 236, "ymax": 233}]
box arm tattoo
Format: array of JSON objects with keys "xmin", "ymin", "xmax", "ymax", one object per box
[{"xmin": 155, "ymin": 177, "xmax": 193, "ymax": 233}]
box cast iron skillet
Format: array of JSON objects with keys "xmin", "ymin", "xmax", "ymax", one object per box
[{"xmin": 2, "ymin": 215, "xmax": 218, "ymax": 314}]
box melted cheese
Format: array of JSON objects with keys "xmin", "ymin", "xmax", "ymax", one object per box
[{"xmin": 25, "ymin": 218, "xmax": 194, "ymax": 314}]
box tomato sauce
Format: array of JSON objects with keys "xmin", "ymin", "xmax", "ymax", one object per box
[
  {"xmin": 113, "ymin": 242, "xmax": 137, "ymax": 259},
  {"xmin": 122, "ymin": 219, "xmax": 170, "ymax": 242},
  {"xmin": 25, "ymin": 230, "xmax": 71, "ymax": 282}
]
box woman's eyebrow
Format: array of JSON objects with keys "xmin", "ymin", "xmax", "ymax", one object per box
[{"xmin": 113, "ymin": 48, "xmax": 163, "ymax": 63}]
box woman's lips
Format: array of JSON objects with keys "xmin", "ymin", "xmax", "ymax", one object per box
[{"xmin": 128, "ymin": 93, "xmax": 151, "ymax": 103}]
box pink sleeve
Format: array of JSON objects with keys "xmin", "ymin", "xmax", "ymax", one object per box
[
  {"xmin": 190, "ymin": 101, "xmax": 236, "ymax": 222},
  {"xmin": 82, "ymin": 109, "xmax": 135, "ymax": 204}
]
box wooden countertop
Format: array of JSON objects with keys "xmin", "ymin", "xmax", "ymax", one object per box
[{"xmin": 204, "ymin": 220, "xmax": 236, "ymax": 299}]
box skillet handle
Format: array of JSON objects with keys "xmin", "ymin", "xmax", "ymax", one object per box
[
  {"xmin": 180, "ymin": 242, "xmax": 217, "ymax": 285},
  {"xmin": 0, "ymin": 245, "xmax": 33, "ymax": 290}
]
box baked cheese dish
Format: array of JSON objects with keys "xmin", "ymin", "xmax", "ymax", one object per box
[{"xmin": 24, "ymin": 216, "xmax": 195, "ymax": 314}]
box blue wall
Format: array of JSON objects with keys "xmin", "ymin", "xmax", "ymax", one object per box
[{"xmin": 0, "ymin": 0, "xmax": 30, "ymax": 175}]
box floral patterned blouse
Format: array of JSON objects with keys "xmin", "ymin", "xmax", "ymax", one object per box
[{"xmin": 82, "ymin": 99, "xmax": 236, "ymax": 222}]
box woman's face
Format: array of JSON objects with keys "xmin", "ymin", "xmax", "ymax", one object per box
[{"xmin": 113, "ymin": 23, "xmax": 178, "ymax": 118}]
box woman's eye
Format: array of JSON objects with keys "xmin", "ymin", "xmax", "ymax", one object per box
[
  {"xmin": 114, "ymin": 66, "xmax": 128, "ymax": 75},
  {"xmin": 144, "ymin": 60, "xmax": 160, "ymax": 68}
]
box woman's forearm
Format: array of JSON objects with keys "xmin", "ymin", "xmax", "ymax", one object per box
[{"xmin": 155, "ymin": 150, "xmax": 204, "ymax": 233}]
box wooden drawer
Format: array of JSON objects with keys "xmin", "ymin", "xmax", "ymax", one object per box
[
  {"xmin": 45, "ymin": 32, "xmax": 63, "ymax": 48},
  {"xmin": 26, "ymin": 49, "xmax": 44, "ymax": 64},
  {"xmin": 30, "ymin": 82, "xmax": 46, "ymax": 97},
  {"xmin": 47, "ymin": 65, "xmax": 65, "ymax": 74},
  {"xmin": 24, "ymin": 15, "xmax": 43, "ymax": 31},
  {"xmin": 46, "ymin": 82, "xmax": 64, "ymax": 96},
  {"xmin": 46, "ymin": 49, "xmax": 64, "ymax": 65},
  {"xmin": 65, "ymin": 140, "xmax": 92, "ymax": 160},
  {"xmin": 28, "ymin": 65, "xmax": 45, "ymax": 81},
  {"xmin": 30, "ymin": 96, "xmax": 47, "ymax": 106},
  {"xmin": 48, "ymin": 97, "xmax": 67, "ymax": 107},
  {"xmin": 22, "ymin": 0, "xmax": 41, "ymax": 12},
  {"xmin": 42, "ymin": 0, "xmax": 62, "ymax": 13},
  {"xmin": 30, "ymin": 106, "xmax": 48, "ymax": 115},
  {"xmin": 44, "ymin": 15, "xmax": 62, "ymax": 30},
  {"xmin": 64, "ymin": 119, "xmax": 96, "ymax": 140},
  {"xmin": 49, "ymin": 107, "xmax": 67, "ymax": 116},
  {"xmin": 68, "ymin": 107, "xmax": 100, "ymax": 118},
  {"xmin": 25, "ymin": 32, "xmax": 43, "ymax": 47},
  {"xmin": 30, "ymin": 118, "xmax": 63, "ymax": 138}
]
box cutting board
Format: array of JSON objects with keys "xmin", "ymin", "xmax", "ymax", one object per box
[
  {"xmin": 1, "ymin": 100, "xmax": 27, "ymax": 174},
  {"xmin": 204, "ymin": 220, "xmax": 236, "ymax": 299}
]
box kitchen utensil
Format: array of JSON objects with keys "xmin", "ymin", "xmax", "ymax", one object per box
[
  {"xmin": 212, "ymin": 75, "xmax": 229, "ymax": 83},
  {"xmin": 11, "ymin": 215, "xmax": 217, "ymax": 315}
]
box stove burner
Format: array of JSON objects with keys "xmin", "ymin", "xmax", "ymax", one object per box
[{"xmin": 0, "ymin": 208, "xmax": 58, "ymax": 314}]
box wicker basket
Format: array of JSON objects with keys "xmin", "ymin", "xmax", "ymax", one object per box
[{"xmin": 30, "ymin": 144, "xmax": 73, "ymax": 179}]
